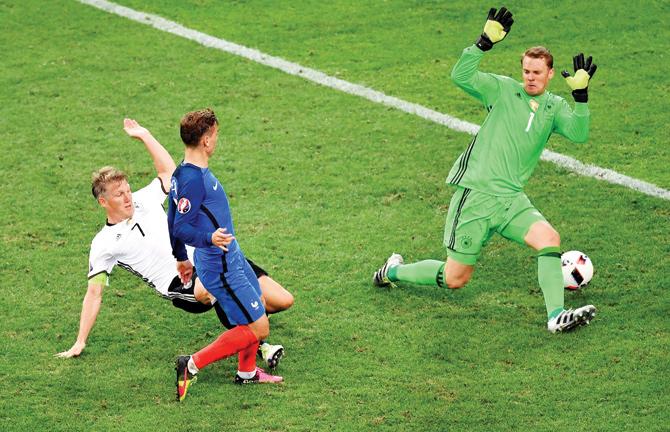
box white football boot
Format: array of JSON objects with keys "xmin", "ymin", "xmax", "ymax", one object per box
[
  {"xmin": 258, "ymin": 343, "xmax": 284, "ymax": 369},
  {"xmin": 372, "ymin": 253, "xmax": 404, "ymax": 287},
  {"xmin": 547, "ymin": 305, "xmax": 597, "ymax": 333}
]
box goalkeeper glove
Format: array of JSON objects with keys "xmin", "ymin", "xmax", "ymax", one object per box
[
  {"xmin": 476, "ymin": 7, "xmax": 514, "ymax": 52},
  {"xmin": 561, "ymin": 53, "xmax": 597, "ymax": 103}
]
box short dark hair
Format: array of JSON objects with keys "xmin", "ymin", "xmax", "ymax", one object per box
[
  {"xmin": 180, "ymin": 108, "xmax": 219, "ymax": 147},
  {"xmin": 521, "ymin": 46, "xmax": 553, "ymax": 69}
]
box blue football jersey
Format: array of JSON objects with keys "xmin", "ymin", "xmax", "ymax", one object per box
[{"xmin": 168, "ymin": 162, "xmax": 240, "ymax": 272}]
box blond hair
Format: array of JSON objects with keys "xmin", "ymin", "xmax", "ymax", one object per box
[{"xmin": 91, "ymin": 166, "xmax": 128, "ymax": 199}]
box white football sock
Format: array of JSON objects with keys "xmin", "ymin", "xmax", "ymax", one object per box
[
  {"xmin": 187, "ymin": 356, "xmax": 199, "ymax": 375},
  {"xmin": 237, "ymin": 370, "xmax": 256, "ymax": 379}
]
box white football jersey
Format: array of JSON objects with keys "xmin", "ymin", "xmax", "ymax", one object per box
[{"xmin": 88, "ymin": 178, "xmax": 185, "ymax": 298}]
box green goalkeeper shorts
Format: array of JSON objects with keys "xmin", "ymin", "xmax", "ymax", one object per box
[{"xmin": 443, "ymin": 186, "xmax": 546, "ymax": 265}]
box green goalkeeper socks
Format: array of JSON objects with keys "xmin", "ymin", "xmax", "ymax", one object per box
[
  {"xmin": 537, "ymin": 247, "xmax": 564, "ymax": 319},
  {"xmin": 385, "ymin": 248, "xmax": 564, "ymax": 317},
  {"xmin": 388, "ymin": 260, "xmax": 446, "ymax": 287}
]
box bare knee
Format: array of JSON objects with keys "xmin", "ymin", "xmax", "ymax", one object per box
[
  {"xmin": 540, "ymin": 226, "xmax": 560, "ymax": 247},
  {"xmin": 445, "ymin": 274, "xmax": 470, "ymax": 289},
  {"xmin": 276, "ymin": 292, "xmax": 294, "ymax": 312},
  {"xmin": 248, "ymin": 315, "xmax": 270, "ymax": 341},
  {"xmin": 444, "ymin": 258, "xmax": 474, "ymax": 289},
  {"xmin": 259, "ymin": 276, "xmax": 294, "ymax": 313},
  {"xmin": 252, "ymin": 326, "xmax": 270, "ymax": 341},
  {"xmin": 265, "ymin": 290, "xmax": 295, "ymax": 313},
  {"xmin": 525, "ymin": 221, "xmax": 561, "ymax": 250}
]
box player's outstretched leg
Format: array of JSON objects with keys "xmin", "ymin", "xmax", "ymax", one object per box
[
  {"xmin": 372, "ymin": 253, "xmax": 404, "ymax": 287},
  {"xmin": 547, "ymin": 305, "xmax": 597, "ymax": 333},
  {"xmin": 174, "ymin": 324, "xmax": 264, "ymax": 400},
  {"xmin": 258, "ymin": 342, "xmax": 284, "ymax": 369},
  {"xmin": 175, "ymin": 355, "xmax": 198, "ymax": 402},
  {"xmin": 374, "ymin": 254, "xmax": 450, "ymax": 288}
]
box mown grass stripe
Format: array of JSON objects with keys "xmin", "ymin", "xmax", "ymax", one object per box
[{"xmin": 78, "ymin": 0, "xmax": 670, "ymax": 201}]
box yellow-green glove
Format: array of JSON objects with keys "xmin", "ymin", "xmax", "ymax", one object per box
[
  {"xmin": 561, "ymin": 53, "xmax": 598, "ymax": 102},
  {"xmin": 475, "ymin": 7, "xmax": 514, "ymax": 52}
]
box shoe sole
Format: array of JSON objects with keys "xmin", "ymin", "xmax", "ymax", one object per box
[
  {"xmin": 235, "ymin": 377, "xmax": 283, "ymax": 385},
  {"xmin": 576, "ymin": 307, "xmax": 597, "ymax": 326},
  {"xmin": 372, "ymin": 273, "xmax": 390, "ymax": 287},
  {"xmin": 266, "ymin": 347, "xmax": 284, "ymax": 369},
  {"xmin": 558, "ymin": 307, "xmax": 597, "ymax": 332}
]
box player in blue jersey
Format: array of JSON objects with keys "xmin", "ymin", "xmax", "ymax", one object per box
[
  {"xmin": 168, "ymin": 108, "xmax": 282, "ymax": 401},
  {"xmin": 56, "ymin": 119, "xmax": 292, "ymax": 370}
]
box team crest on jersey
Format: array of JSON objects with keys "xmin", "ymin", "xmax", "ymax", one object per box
[
  {"xmin": 177, "ymin": 198, "xmax": 191, "ymax": 214},
  {"xmin": 460, "ymin": 235, "xmax": 472, "ymax": 250}
]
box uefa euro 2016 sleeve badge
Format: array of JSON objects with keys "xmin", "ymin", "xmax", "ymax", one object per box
[{"xmin": 177, "ymin": 198, "xmax": 191, "ymax": 214}]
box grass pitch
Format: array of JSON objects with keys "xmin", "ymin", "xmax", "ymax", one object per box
[{"xmin": 1, "ymin": 1, "xmax": 668, "ymax": 431}]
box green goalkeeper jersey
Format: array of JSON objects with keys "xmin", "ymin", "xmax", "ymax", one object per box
[{"xmin": 447, "ymin": 45, "xmax": 590, "ymax": 196}]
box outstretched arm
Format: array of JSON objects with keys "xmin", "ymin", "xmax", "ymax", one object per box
[
  {"xmin": 450, "ymin": 45, "xmax": 500, "ymax": 104},
  {"xmin": 55, "ymin": 281, "xmax": 104, "ymax": 358},
  {"xmin": 123, "ymin": 118, "xmax": 176, "ymax": 190},
  {"xmin": 451, "ymin": 6, "xmax": 513, "ymax": 104},
  {"xmin": 554, "ymin": 53, "xmax": 597, "ymax": 143}
]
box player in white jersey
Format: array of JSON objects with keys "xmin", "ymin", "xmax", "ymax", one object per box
[
  {"xmin": 87, "ymin": 177, "xmax": 180, "ymax": 299},
  {"xmin": 56, "ymin": 119, "xmax": 293, "ymax": 368}
]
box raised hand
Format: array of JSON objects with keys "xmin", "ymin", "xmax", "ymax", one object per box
[
  {"xmin": 476, "ymin": 6, "xmax": 514, "ymax": 51},
  {"xmin": 123, "ymin": 118, "xmax": 150, "ymax": 140},
  {"xmin": 561, "ymin": 53, "xmax": 597, "ymax": 102}
]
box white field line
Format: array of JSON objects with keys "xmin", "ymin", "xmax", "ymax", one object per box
[{"xmin": 79, "ymin": 0, "xmax": 670, "ymax": 201}]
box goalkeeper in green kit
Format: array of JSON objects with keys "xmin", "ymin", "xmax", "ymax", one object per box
[{"xmin": 373, "ymin": 6, "xmax": 598, "ymax": 333}]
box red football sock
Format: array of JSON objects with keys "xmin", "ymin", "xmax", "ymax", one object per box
[
  {"xmin": 192, "ymin": 325, "xmax": 258, "ymax": 370},
  {"xmin": 237, "ymin": 340, "xmax": 260, "ymax": 373}
]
